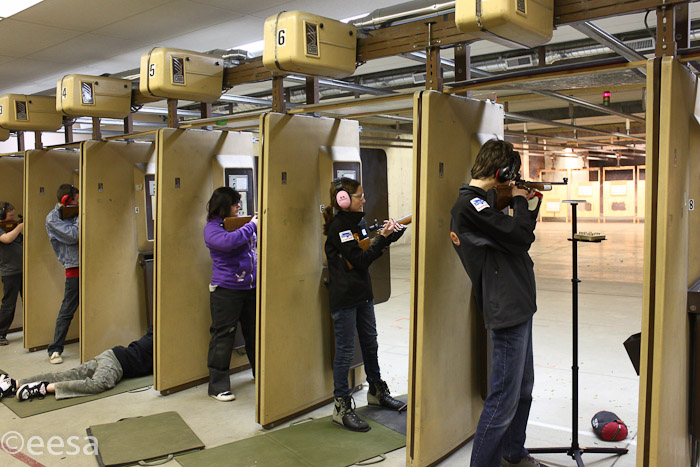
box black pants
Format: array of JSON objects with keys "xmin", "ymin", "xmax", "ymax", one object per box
[
  {"xmin": 0, "ymin": 273, "xmax": 22, "ymax": 337},
  {"xmin": 48, "ymin": 276, "xmax": 80, "ymax": 355},
  {"xmin": 207, "ymin": 286, "xmax": 256, "ymax": 395}
]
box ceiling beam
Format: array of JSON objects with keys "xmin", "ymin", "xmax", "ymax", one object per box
[
  {"xmin": 554, "ymin": 0, "xmax": 692, "ymax": 25},
  {"xmin": 285, "ymin": 75, "xmax": 396, "ymax": 95}
]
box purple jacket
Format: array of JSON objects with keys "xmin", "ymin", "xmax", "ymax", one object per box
[{"xmin": 204, "ymin": 217, "xmax": 257, "ymax": 290}]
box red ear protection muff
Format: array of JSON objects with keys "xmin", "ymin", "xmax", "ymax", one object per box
[
  {"xmin": 334, "ymin": 178, "xmax": 351, "ymax": 209},
  {"xmin": 61, "ymin": 185, "xmax": 78, "ymax": 205},
  {"xmin": 496, "ymin": 149, "xmax": 521, "ymax": 183}
]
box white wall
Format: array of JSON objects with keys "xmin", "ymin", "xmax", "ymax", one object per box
[
  {"xmin": 548, "ymin": 154, "xmax": 586, "ymax": 171},
  {"xmin": 0, "ymin": 131, "xmax": 90, "ymax": 153},
  {"xmin": 384, "ymin": 144, "xmax": 413, "ymax": 245}
]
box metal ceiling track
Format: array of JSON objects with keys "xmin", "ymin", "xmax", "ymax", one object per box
[
  {"xmin": 402, "ymin": 50, "xmax": 645, "ymax": 122},
  {"xmin": 571, "ymin": 21, "xmax": 647, "ymax": 77},
  {"xmin": 504, "ymin": 112, "xmax": 645, "ymax": 142}
]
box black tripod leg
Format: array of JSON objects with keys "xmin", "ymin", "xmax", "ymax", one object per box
[
  {"xmin": 571, "ymin": 449, "xmax": 584, "ymax": 467},
  {"xmin": 580, "ymin": 447, "xmax": 629, "ymax": 455},
  {"xmin": 527, "ymin": 448, "xmax": 570, "ymax": 454}
]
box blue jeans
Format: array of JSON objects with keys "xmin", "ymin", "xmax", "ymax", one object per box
[
  {"xmin": 471, "ymin": 319, "xmax": 534, "ymax": 467},
  {"xmin": 331, "ymin": 299, "xmax": 382, "ymax": 397},
  {"xmin": 48, "ymin": 276, "xmax": 80, "ymax": 355}
]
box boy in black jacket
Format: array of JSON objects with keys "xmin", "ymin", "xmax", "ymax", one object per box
[{"xmin": 450, "ymin": 139, "xmax": 546, "ymax": 467}]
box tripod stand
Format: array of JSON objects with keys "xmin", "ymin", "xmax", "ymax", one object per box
[{"xmin": 527, "ymin": 200, "xmax": 628, "ymax": 466}]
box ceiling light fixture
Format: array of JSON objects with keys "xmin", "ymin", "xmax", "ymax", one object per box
[{"xmin": 0, "ymin": 0, "xmax": 44, "ymax": 20}]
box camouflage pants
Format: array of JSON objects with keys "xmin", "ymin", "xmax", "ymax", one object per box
[{"xmin": 19, "ymin": 349, "xmax": 123, "ymax": 400}]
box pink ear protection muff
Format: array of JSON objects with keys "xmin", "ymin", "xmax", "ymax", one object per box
[{"xmin": 334, "ymin": 178, "xmax": 351, "ymax": 209}]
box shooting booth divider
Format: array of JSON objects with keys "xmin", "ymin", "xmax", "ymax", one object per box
[
  {"xmin": 79, "ymin": 140, "xmax": 154, "ymax": 361},
  {"xmin": 0, "ymin": 155, "xmax": 25, "ymax": 332},
  {"xmin": 408, "ymin": 91, "xmax": 502, "ymax": 466},
  {"xmin": 638, "ymin": 57, "xmax": 700, "ymax": 466},
  {"xmin": 154, "ymin": 128, "xmax": 254, "ymax": 394},
  {"xmin": 257, "ymin": 113, "xmax": 364, "ymax": 427},
  {"xmin": 23, "ymin": 149, "xmax": 80, "ymax": 351}
]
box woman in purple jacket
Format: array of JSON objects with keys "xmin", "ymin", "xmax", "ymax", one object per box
[{"xmin": 204, "ymin": 187, "xmax": 257, "ymax": 402}]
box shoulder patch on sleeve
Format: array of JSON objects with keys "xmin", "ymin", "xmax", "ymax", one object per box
[
  {"xmin": 339, "ymin": 230, "xmax": 354, "ymax": 243},
  {"xmin": 470, "ymin": 197, "xmax": 490, "ymax": 212}
]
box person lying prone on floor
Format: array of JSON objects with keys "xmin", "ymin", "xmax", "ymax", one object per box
[{"xmin": 0, "ymin": 326, "xmax": 153, "ymax": 402}]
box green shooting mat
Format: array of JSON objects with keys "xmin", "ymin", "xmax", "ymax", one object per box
[
  {"xmin": 176, "ymin": 414, "xmax": 406, "ymax": 467},
  {"xmin": 87, "ymin": 411, "xmax": 204, "ymax": 467},
  {"xmin": 0, "ymin": 372, "xmax": 152, "ymax": 418}
]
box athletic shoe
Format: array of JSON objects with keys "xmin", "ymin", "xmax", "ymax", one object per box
[
  {"xmin": 0, "ymin": 336, "xmax": 8, "ymax": 345},
  {"xmin": 210, "ymin": 391, "xmax": 236, "ymax": 402},
  {"xmin": 49, "ymin": 352, "xmax": 63, "ymax": 364},
  {"xmin": 0, "ymin": 374, "xmax": 17, "ymax": 399},
  {"xmin": 16, "ymin": 382, "xmax": 49, "ymax": 402}
]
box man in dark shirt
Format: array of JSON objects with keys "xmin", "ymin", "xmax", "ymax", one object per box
[
  {"xmin": 2, "ymin": 327, "xmax": 153, "ymax": 402},
  {"xmin": 0, "ymin": 202, "xmax": 24, "ymax": 346},
  {"xmin": 450, "ymin": 139, "xmax": 545, "ymax": 467}
]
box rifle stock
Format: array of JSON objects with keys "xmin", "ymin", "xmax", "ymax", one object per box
[
  {"xmin": 0, "ymin": 219, "xmax": 21, "ymax": 232},
  {"xmin": 60, "ymin": 205, "xmax": 79, "ymax": 220},
  {"xmin": 495, "ymin": 177, "xmax": 568, "ymax": 211},
  {"xmin": 223, "ymin": 216, "xmax": 253, "ymax": 232}
]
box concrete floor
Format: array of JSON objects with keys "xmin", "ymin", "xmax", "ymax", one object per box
[{"xmin": 0, "ymin": 221, "xmax": 643, "ymax": 467}]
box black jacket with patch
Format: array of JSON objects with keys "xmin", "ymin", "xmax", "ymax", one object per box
[
  {"xmin": 450, "ymin": 184, "xmax": 540, "ymax": 330},
  {"xmin": 325, "ymin": 211, "xmax": 392, "ymax": 311}
]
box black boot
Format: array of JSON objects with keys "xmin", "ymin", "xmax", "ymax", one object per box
[
  {"xmin": 367, "ymin": 380, "xmax": 407, "ymax": 412},
  {"xmin": 332, "ymin": 395, "xmax": 371, "ymax": 432}
]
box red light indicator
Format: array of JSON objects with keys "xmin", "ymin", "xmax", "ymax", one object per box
[{"xmin": 603, "ymin": 91, "xmax": 611, "ymax": 106}]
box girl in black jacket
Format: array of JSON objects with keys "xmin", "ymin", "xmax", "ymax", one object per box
[{"xmin": 322, "ymin": 177, "xmax": 406, "ymax": 432}]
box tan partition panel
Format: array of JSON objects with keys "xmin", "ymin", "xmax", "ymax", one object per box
[
  {"xmin": 408, "ymin": 91, "xmax": 502, "ymax": 466},
  {"xmin": 0, "ymin": 156, "xmax": 25, "ymax": 331},
  {"xmin": 257, "ymin": 113, "xmax": 360, "ymax": 427},
  {"xmin": 155, "ymin": 128, "xmax": 254, "ymax": 393},
  {"xmin": 603, "ymin": 167, "xmax": 635, "ymax": 220},
  {"xmin": 570, "ymin": 168, "xmax": 600, "ymax": 221},
  {"xmin": 24, "ymin": 150, "xmax": 80, "ymax": 350},
  {"xmin": 638, "ymin": 57, "xmax": 698, "ymax": 466},
  {"xmin": 80, "ymin": 141, "xmax": 154, "ymax": 361}
]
